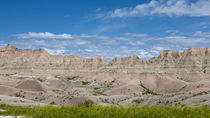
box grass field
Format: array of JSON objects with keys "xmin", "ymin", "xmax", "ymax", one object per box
[{"xmin": 0, "ymin": 104, "xmax": 209, "ymax": 118}]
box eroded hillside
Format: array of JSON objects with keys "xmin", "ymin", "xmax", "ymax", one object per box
[{"xmin": 0, "ymin": 44, "xmax": 209, "ymax": 106}]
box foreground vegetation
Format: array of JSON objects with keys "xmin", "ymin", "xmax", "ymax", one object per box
[{"xmin": 0, "ymin": 104, "xmax": 209, "ymax": 118}]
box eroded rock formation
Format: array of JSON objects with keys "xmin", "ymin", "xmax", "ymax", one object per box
[
  {"xmin": 0, "ymin": 44, "xmax": 210, "ymax": 106},
  {"xmin": 0, "ymin": 44, "xmax": 210, "ymax": 74}
]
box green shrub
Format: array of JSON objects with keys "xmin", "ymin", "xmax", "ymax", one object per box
[
  {"xmin": 94, "ymin": 87, "xmax": 100, "ymax": 90},
  {"xmin": 15, "ymin": 93, "xmax": 24, "ymax": 98},
  {"xmin": 78, "ymin": 100, "xmax": 94, "ymax": 107},
  {"xmin": 93, "ymin": 91, "xmax": 108, "ymax": 96},
  {"xmin": 37, "ymin": 78, "xmax": 44, "ymax": 82},
  {"xmin": 50, "ymin": 101, "xmax": 56, "ymax": 105},
  {"xmin": 67, "ymin": 76, "xmax": 78, "ymax": 81},
  {"xmin": 82, "ymin": 81, "xmax": 90, "ymax": 85},
  {"xmin": 140, "ymin": 83, "xmax": 159, "ymax": 95},
  {"xmin": 132, "ymin": 98, "xmax": 143, "ymax": 104}
]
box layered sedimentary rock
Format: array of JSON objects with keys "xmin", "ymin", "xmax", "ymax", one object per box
[
  {"xmin": 0, "ymin": 44, "xmax": 210, "ymax": 74},
  {"xmin": 1, "ymin": 44, "xmax": 210, "ymax": 106}
]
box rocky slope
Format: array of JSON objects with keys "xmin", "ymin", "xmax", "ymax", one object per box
[
  {"xmin": 1, "ymin": 44, "xmax": 210, "ymax": 74},
  {"xmin": 0, "ymin": 44, "xmax": 209, "ymax": 106}
]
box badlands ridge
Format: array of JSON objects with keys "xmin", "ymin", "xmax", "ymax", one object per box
[{"xmin": 0, "ymin": 44, "xmax": 209, "ymax": 106}]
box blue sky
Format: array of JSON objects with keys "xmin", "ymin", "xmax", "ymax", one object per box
[{"xmin": 1, "ymin": 0, "xmax": 210, "ymax": 60}]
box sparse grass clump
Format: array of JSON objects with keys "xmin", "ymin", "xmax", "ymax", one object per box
[
  {"xmin": 140, "ymin": 83, "xmax": 160, "ymax": 95},
  {"xmin": 50, "ymin": 101, "xmax": 56, "ymax": 105},
  {"xmin": 0, "ymin": 104, "xmax": 209, "ymax": 118},
  {"xmin": 78, "ymin": 100, "xmax": 94, "ymax": 107},
  {"xmin": 132, "ymin": 98, "xmax": 143, "ymax": 104},
  {"xmin": 94, "ymin": 87, "xmax": 100, "ymax": 90},
  {"xmin": 93, "ymin": 91, "xmax": 108, "ymax": 96},
  {"xmin": 67, "ymin": 76, "xmax": 78, "ymax": 81},
  {"xmin": 15, "ymin": 93, "xmax": 24, "ymax": 98},
  {"xmin": 193, "ymin": 91, "xmax": 209, "ymax": 97},
  {"xmin": 37, "ymin": 78, "xmax": 44, "ymax": 82},
  {"xmin": 82, "ymin": 81, "xmax": 90, "ymax": 85}
]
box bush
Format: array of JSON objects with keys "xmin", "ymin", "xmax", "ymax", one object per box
[
  {"xmin": 67, "ymin": 76, "xmax": 78, "ymax": 81},
  {"xmin": 37, "ymin": 78, "xmax": 44, "ymax": 82},
  {"xmin": 82, "ymin": 81, "xmax": 90, "ymax": 85},
  {"xmin": 140, "ymin": 83, "xmax": 159, "ymax": 95},
  {"xmin": 15, "ymin": 93, "xmax": 24, "ymax": 98},
  {"xmin": 78, "ymin": 100, "xmax": 94, "ymax": 107},
  {"xmin": 132, "ymin": 98, "xmax": 143, "ymax": 104},
  {"xmin": 50, "ymin": 101, "xmax": 56, "ymax": 105},
  {"xmin": 93, "ymin": 91, "xmax": 108, "ymax": 96}
]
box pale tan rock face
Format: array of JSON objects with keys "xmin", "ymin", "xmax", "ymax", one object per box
[
  {"xmin": 1, "ymin": 44, "xmax": 210, "ymax": 74},
  {"xmin": 0, "ymin": 44, "xmax": 210, "ymax": 106}
]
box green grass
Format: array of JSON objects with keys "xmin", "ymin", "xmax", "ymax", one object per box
[
  {"xmin": 67, "ymin": 76, "xmax": 79, "ymax": 81},
  {"xmin": 93, "ymin": 91, "xmax": 108, "ymax": 96},
  {"xmin": 50, "ymin": 101, "xmax": 56, "ymax": 105},
  {"xmin": 82, "ymin": 81, "xmax": 90, "ymax": 85},
  {"xmin": 132, "ymin": 98, "xmax": 143, "ymax": 104},
  {"xmin": 37, "ymin": 78, "xmax": 44, "ymax": 82},
  {"xmin": 94, "ymin": 87, "xmax": 100, "ymax": 90},
  {"xmin": 15, "ymin": 93, "xmax": 25, "ymax": 98},
  {"xmin": 0, "ymin": 104, "xmax": 209, "ymax": 118},
  {"xmin": 140, "ymin": 83, "xmax": 160, "ymax": 95}
]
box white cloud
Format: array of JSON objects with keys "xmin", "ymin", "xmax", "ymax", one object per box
[
  {"xmin": 43, "ymin": 48, "xmax": 66, "ymax": 55},
  {"xmin": 108, "ymin": 0, "xmax": 210, "ymax": 18},
  {"xmin": 0, "ymin": 41, "xmax": 7, "ymax": 47},
  {"xmin": 153, "ymin": 36, "xmax": 209, "ymax": 47},
  {"xmin": 92, "ymin": 24, "xmax": 127, "ymax": 34},
  {"xmin": 193, "ymin": 31, "xmax": 210, "ymax": 37},
  {"xmin": 77, "ymin": 34, "xmax": 97, "ymax": 38},
  {"xmin": 129, "ymin": 41, "xmax": 144, "ymax": 46},
  {"xmin": 121, "ymin": 33, "xmax": 148, "ymax": 37},
  {"xmin": 114, "ymin": 37, "xmax": 133, "ymax": 41},
  {"xmin": 16, "ymin": 32, "xmax": 72, "ymax": 39},
  {"xmin": 76, "ymin": 34, "xmax": 108, "ymax": 40},
  {"xmin": 137, "ymin": 49, "xmax": 154, "ymax": 59},
  {"xmin": 10, "ymin": 31, "xmax": 210, "ymax": 61},
  {"xmin": 74, "ymin": 40, "xmax": 90, "ymax": 46},
  {"xmin": 166, "ymin": 30, "xmax": 180, "ymax": 35},
  {"xmin": 152, "ymin": 46, "xmax": 167, "ymax": 51},
  {"xmin": 83, "ymin": 49, "xmax": 94, "ymax": 52},
  {"xmin": 167, "ymin": 36, "xmax": 207, "ymax": 44},
  {"xmin": 96, "ymin": 8, "xmax": 102, "ymax": 12}
]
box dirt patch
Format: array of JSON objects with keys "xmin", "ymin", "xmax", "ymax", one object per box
[
  {"xmin": 0, "ymin": 85, "xmax": 18, "ymax": 95},
  {"xmin": 15, "ymin": 80, "xmax": 44, "ymax": 92}
]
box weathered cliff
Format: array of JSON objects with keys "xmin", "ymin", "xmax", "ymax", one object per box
[{"xmin": 1, "ymin": 44, "xmax": 210, "ymax": 73}]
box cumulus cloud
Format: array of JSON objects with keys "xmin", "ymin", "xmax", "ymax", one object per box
[
  {"xmin": 43, "ymin": 48, "xmax": 66, "ymax": 55},
  {"xmin": 0, "ymin": 41, "xmax": 7, "ymax": 47},
  {"xmin": 108, "ymin": 0, "xmax": 210, "ymax": 18},
  {"xmin": 151, "ymin": 36, "xmax": 209, "ymax": 47},
  {"xmin": 166, "ymin": 30, "xmax": 180, "ymax": 35},
  {"xmin": 16, "ymin": 32, "xmax": 72, "ymax": 39},
  {"xmin": 121, "ymin": 33, "xmax": 148, "ymax": 37},
  {"xmin": 96, "ymin": 8, "xmax": 102, "ymax": 12},
  {"xmin": 128, "ymin": 41, "xmax": 144, "ymax": 46},
  {"xmin": 77, "ymin": 34, "xmax": 109, "ymax": 40},
  {"xmin": 193, "ymin": 31, "xmax": 210, "ymax": 37},
  {"xmin": 10, "ymin": 31, "xmax": 210, "ymax": 61}
]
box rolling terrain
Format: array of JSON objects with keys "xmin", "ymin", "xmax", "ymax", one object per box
[{"xmin": 0, "ymin": 44, "xmax": 209, "ymax": 106}]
